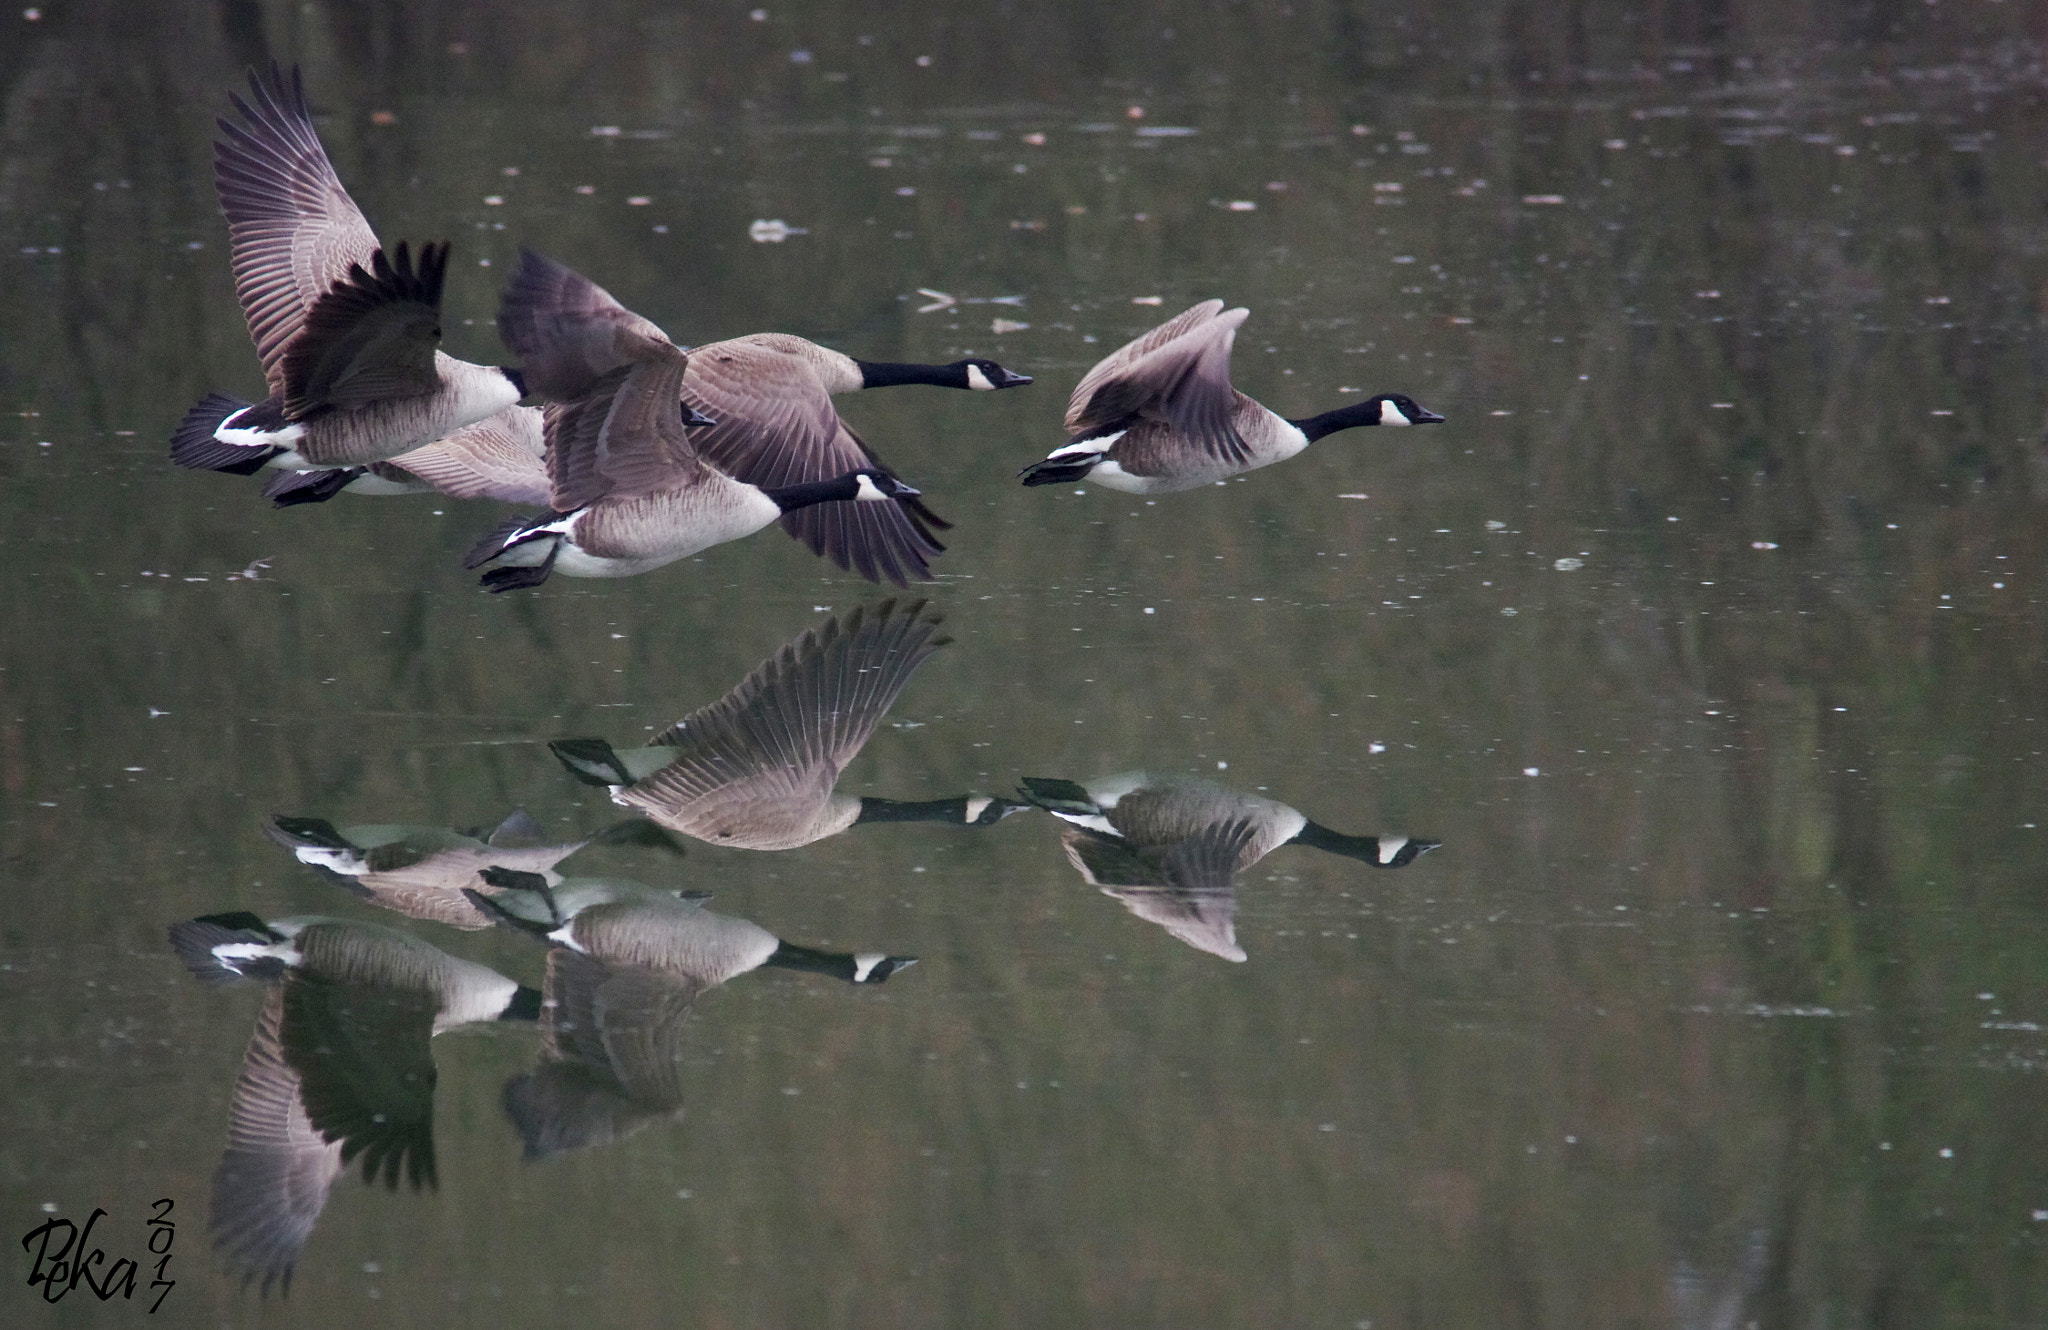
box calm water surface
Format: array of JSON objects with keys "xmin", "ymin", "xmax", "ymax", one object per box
[{"xmin": 3, "ymin": 1, "xmax": 2046, "ymax": 1326}]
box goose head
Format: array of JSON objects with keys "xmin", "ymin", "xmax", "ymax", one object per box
[
  {"xmin": 851, "ymin": 470, "xmax": 921, "ymax": 501},
  {"xmin": 955, "ymin": 358, "xmax": 1033, "ymax": 391},
  {"xmin": 1371, "ymin": 393, "xmax": 1444, "ymax": 425}
]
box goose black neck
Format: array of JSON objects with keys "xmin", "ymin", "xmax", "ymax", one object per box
[
  {"xmin": 764, "ymin": 941, "xmax": 864, "ymax": 982},
  {"xmin": 855, "ymin": 360, "xmax": 963, "ymax": 390},
  {"xmin": 500, "ymin": 984, "xmax": 545, "ymax": 1021},
  {"xmin": 856, "ymin": 795, "xmax": 982, "ymax": 825},
  {"xmin": 1288, "ymin": 402, "xmax": 1386, "ymax": 444},
  {"xmin": 1289, "ymin": 820, "xmax": 1438, "ymax": 866},
  {"xmin": 763, "ymin": 474, "xmax": 862, "ymax": 511}
]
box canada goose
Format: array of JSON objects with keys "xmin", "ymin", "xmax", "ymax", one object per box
[
  {"xmin": 170, "ymin": 66, "xmax": 525, "ymax": 482},
  {"xmin": 678, "ymin": 335, "xmax": 1026, "ymax": 584},
  {"xmin": 1018, "ymin": 300, "xmax": 1443, "ymax": 492},
  {"xmin": 265, "ymin": 808, "xmax": 684, "ymax": 930},
  {"xmin": 546, "ymin": 600, "xmax": 1026, "ymax": 850},
  {"xmin": 1018, "ymin": 773, "xmax": 1439, "ymax": 961},
  {"xmin": 464, "ymin": 248, "xmax": 928, "ymax": 591},
  {"xmin": 469, "ymin": 872, "xmax": 913, "ymax": 1157},
  {"xmin": 168, "ymin": 912, "xmax": 539, "ymax": 1292},
  {"xmin": 255, "ymin": 404, "xmax": 550, "ymax": 507}
]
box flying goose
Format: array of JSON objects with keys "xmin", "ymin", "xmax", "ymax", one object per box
[
  {"xmin": 546, "ymin": 600, "xmax": 1026, "ymax": 850},
  {"xmin": 677, "ymin": 335, "xmax": 1026, "ymax": 584},
  {"xmin": 256, "ymin": 404, "xmax": 550, "ymax": 507},
  {"xmin": 169, "ymin": 912, "xmax": 539, "ymax": 1292},
  {"xmin": 468, "ymin": 872, "xmax": 913, "ymax": 1157},
  {"xmin": 1018, "ymin": 300, "xmax": 1443, "ymax": 492},
  {"xmin": 170, "ymin": 65, "xmax": 525, "ymax": 482},
  {"xmin": 1018, "ymin": 773, "xmax": 1439, "ymax": 961},
  {"xmin": 464, "ymin": 249, "xmax": 927, "ymax": 591},
  {"xmin": 266, "ymin": 807, "xmax": 684, "ymax": 930}
]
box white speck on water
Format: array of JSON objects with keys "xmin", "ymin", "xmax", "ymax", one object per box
[
  {"xmin": 812, "ymin": 605, "xmax": 831, "ymax": 612},
  {"xmin": 1880, "ymin": 1142, "xmax": 1892, "ymax": 1150},
  {"xmin": 1143, "ymin": 607, "xmax": 1155, "ymax": 614},
  {"xmin": 781, "ymin": 1087, "xmax": 800, "ymax": 1096},
  {"xmin": 1751, "ymin": 540, "xmax": 1778, "ymax": 549},
  {"xmin": 1338, "ymin": 492, "xmax": 1368, "ymax": 499},
  {"xmin": 677, "ymin": 1189, "xmax": 694, "ymax": 1199},
  {"xmin": 1368, "ymin": 742, "xmax": 1386, "ymax": 754},
  {"xmin": 1667, "ymin": 515, "xmax": 1680, "ymax": 522},
  {"xmin": 1216, "ymin": 761, "xmax": 1228, "ymax": 770},
  {"xmin": 1939, "ymin": 1148, "xmax": 1954, "ymax": 1158},
  {"xmin": 1553, "ymin": 557, "xmax": 1583, "ymax": 571},
  {"xmin": 1834, "ymin": 706, "xmax": 1847, "ymax": 712},
  {"xmin": 1523, "ymin": 767, "xmax": 1540, "ymax": 777},
  {"xmin": 749, "ymin": 219, "xmax": 806, "ymax": 242},
  {"xmin": 1500, "ymin": 607, "xmax": 1518, "ymax": 616},
  {"xmin": 123, "ymin": 766, "xmax": 144, "ymax": 773},
  {"xmin": 2033, "ymin": 1210, "xmax": 2048, "ymax": 1222},
  {"xmin": 1226, "ymin": 200, "xmax": 1257, "ymax": 211}
]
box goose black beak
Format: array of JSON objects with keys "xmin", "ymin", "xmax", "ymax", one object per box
[
  {"xmin": 994, "ymin": 367, "xmax": 1033, "ymax": 388},
  {"xmin": 1413, "ymin": 407, "xmax": 1446, "ymax": 424},
  {"xmin": 682, "ymin": 405, "xmax": 718, "ymax": 427}
]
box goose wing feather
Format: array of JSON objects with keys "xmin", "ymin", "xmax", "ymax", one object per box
[
  {"xmin": 624, "ymin": 600, "xmax": 944, "ymax": 826},
  {"xmin": 382, "ymin": 406, "xmax": 551, "ymax": 504},
  {"xmin": 214, "ymin": 63, "xmax": 382, "ymax": 396},
  {"xmin": 1066, "ymin": 301, "xmax": 1253, "ymax": 466},
  {"xmin": 683, "ymin": 337, "xmax": 945, "ymax": 586}
]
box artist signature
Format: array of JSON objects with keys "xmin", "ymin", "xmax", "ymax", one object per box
[{"xmin": 21, "ymin": 1198, "xmax": 174, "ymax": 1312}]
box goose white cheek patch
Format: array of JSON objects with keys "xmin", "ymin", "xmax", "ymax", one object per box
[
  {"xmin": 1378, "ymin": 400, "xmax": 1411, "ymax": 425},
  {"xmin": 966, "ymin": 364, "xmax": 996, "ymax": 390}
]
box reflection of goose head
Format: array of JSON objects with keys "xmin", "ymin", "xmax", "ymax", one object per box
[
  {"xmin": 264, "ymin": 810, "xmax": 683, "ymax": 930},
  {"xmin": 471, "ymin": 872, "xmax": 914, "ymax": 1159},
  {"xmin": 547, "ymin": 600, "xmax": 1021, "ymax": 850},
  {"xmin": 1020, "ymin": 773, "xmax": 1439, "ymax": 961},
  {"xmin": 167, "ymin": 913, "xmax": 537, "ymax": 1293}
]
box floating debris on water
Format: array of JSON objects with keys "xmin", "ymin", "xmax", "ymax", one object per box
[
  {"xmin": 1553, "ymin": 558, "xmax": 1584, "ymax": 571},
  {"xmin": 991, "ymin": 318, "xmax": 1029, "ymax": 334},
  {"xmin": 748, "ymin": 219, "xmax": 808, "ymax": 242}
]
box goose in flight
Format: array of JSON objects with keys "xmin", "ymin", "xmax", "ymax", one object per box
[
  {"xmin": 1019, "ymin": 300, "xmax": 1441, "ymax": 493},
  {"xmin": 464, "ymin": 249, "xmax": 927, "ymax": 591},
  {"xmin": 171, "ymin": 65, "xmax": 525, "ymax": 484}
]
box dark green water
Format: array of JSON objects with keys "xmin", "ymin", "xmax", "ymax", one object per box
[{"xmin": 2, "ymin": 1, "xmax": 2045, "ymax": 1326}]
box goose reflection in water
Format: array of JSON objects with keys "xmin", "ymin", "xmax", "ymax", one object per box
[
  {"xmin": 550, "ymin": 598, "xmax": 1026, "ymax": 850},
  {"xmin": 467, "ymin": 869, "xmax": 913, "ymax": 1159},
  {"xmin": 168, "ymin": 913, "xmax": 540, "ymax": 1293},
  {"xmin": 1018, "ymin": 773, "xmax": 1440, "ymax": 962},
  {"xmin": 265, "ymin": 807, "xmax": 685, "ymax": 930}
]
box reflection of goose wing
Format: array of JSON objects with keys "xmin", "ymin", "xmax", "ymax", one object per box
[
  {"xmin": 1157, "ymin": 818, "xmax": 1259, "ymax": 894},
  {"xmin": 279, "ymin": 972, "xmax": 439, "ymax": 1191},
  {"xmin": 1061, "ymin": 821, "xmax": 1252, "ymax": 963},
  {"xmin": 618, "ymin": 600, "xmax": 945, "ymax": 848},
  {"xmin": 504, "ymin": 949, "xmax": 699, "ymax": 1159},
  {"xmin": 209, "ymin": 989, "xmax": 344, "ymax": 1296}
]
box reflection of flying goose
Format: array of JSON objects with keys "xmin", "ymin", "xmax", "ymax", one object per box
[
  {"xmin": 469, "ymin": 872, "xmax": 912, "ymax": 1157},
  {"xmin": 1018, "ymin": 300, "xmax": 1442, "ymax": 493},
  {"xmin": 171, "ymin": 66, "xmax": 525, "ymax": 482},
  {"xmin": 549, "ymin": 599, "xmax": 1025, "ymax": 849},
  {"xmin": 678, "ymin": 336, "xmax": 1028, "ymax": 584},
  {"xmin": 462, "ymin": 248, "xmax": 925, "ymax": 591},
  {"xmin": 169, "ymin": 913, "xmax": 538, "ymax": 1292},
  {"xmin": 264, "ymin": 809, "xmax": 682, "ymax": 930},
  {"xmin": 1020, "ymin": 774, "xmax": 1439, "ymax": 961},
  {"xmin": 256, "ymin": 405, "xmax": 550, "ymax": 507}
]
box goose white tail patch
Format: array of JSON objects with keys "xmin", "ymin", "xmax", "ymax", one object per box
[
  {"xmin": 293, "ymin": 846, "xmax": 368, "ymax": 876},
  {"xmin": 965, "ymin": 364, "xmax": 996, "ymax": 391},
  {"xmin": 547, "ymin": 924, "xmax": 585, "ymax": 951},
  {"xmin": 1377, "ymin": 836, "xmax": 1410, "ymax": 864},
  {"xmin": 215, "ymin": 939, "xmax": 300, "ymax": 967},
  {"xmin": 217, "ymin": 415, "xmax": 307, "ymax": 448},
  {"xmin": 854, "ymin": 473, "xmax": 891, "ymax": 501},
  {"xmin": 1050, "ymin": 811, "xmax": 1121, "ymax": 836}
]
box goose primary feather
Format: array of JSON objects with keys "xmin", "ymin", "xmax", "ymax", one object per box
[
  {"xmin": 1019, "ymin": 299, "xmax": 1443, "ymax": 493},
  {"xmin": 170, "ymin": 65, "xmax": 524, "ymax": 482}
]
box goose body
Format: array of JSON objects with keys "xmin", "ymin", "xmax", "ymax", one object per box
[
  {"xmin": 677, "ymin": 334, "xmax": 1024, "ymax": 584},
  {"xmin": 1019, "ymin": 300, "xmax": 1443, "ymax": 494},
  {"xmin": 264, "ymin": 808, "xmax": 678, "ymax": 930},
  {"xmin": 465, "ymin": 249, "xmax": 925, "ymax": 592},
  {"xmin": 169, "ymin": 912, "xmax": 538, "ymax": 1291},
  {"xmin": 257, "ymin": 404, "xmax": 550, "ymax": 507},
  {"xmin": 170, "ymin": 66, "xmax": 524, "ymax": 481},
  {"xmin": 548, "ymin": 600, "xmax": 1019, "ymax": 849},
  {"xmin": 474, "ymin": 875, "xmax": 912, "ymax": 1157},
  {"xmin": 1019, "ymin": 773, "xmax": 1439, "ymax": 961}
]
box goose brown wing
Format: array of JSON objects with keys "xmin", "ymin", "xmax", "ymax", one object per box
[
  {"xmin": 383, "ymin": 406, "xmax": 551, "ymax": 504},
  {"xmin": 1157, "ymin": 818, "xmax": 1261, "ymax": 894},
  {"xmin": 496, "ymin": 249, "xmax": 703, "ymax": 507},
  {"xmin": 214, "ymin": 63, "xmax": 381, "ymax": 395},
  {"xmin": 683, "ymin": 339, "xmax": 946, "ymax": 586},
  {"xmin": 1066, "ymin": 302, "xmax": 1252, "ymax": 467},
  {"xmin": 278, "ymin": 971, "xmax": 440, "ymax": 1192},
  {"xmin": 278, "ymin": 241, "xmax": 448, "ymax": 417},
  {"xmin": 626, "ymin": 600, "xmax": 945, "ymax": 822},
  {"xmin": 209, "ymin": 989, "xmax": 344, "ymax": 1296}
]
